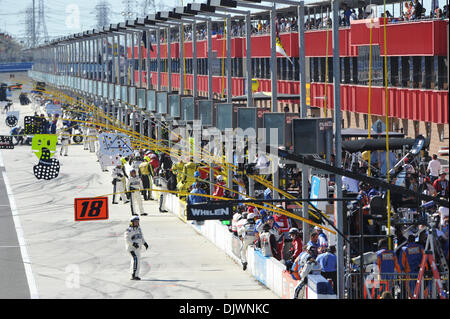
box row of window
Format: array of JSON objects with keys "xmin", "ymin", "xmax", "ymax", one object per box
[
  {"xmin": 142, "ymin": 51, "xmax": 449, "ymax": 90},
  {"xmin": 57, "ymin": 50, "xmax": 448, "ymax": 90}
]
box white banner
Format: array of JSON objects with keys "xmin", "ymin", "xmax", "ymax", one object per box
[{"xmin": 98, "ymin": 133, "xmax": 133, "ymax": 157}]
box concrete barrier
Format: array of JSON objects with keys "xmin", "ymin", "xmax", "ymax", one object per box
[{"xmin": 164, "ymin": 194, "xmax": 336, "ymax": 299}]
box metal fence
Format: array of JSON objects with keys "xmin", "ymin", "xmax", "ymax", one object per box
[{"xmin": 344, "ymin": 272, "xmax": 448, "ymax": 299}]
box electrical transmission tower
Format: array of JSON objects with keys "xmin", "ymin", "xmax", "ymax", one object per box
[
  {"xmin": 35, "ymin": 0, "xmax": 49, "ymax": 45},
  {"xmin": 122, "ymin": 0, "xmax": 138, "ymax": 20},
  {"xmin": 140, "ymin": 0, "xmax": 156, "ymax": 16},
  {"xmin": 25, "ymin": 6, "xmax": 35, "ymax": 48},
  {"xmin": 94, "ymin": 0, "xmax": 112, "ymax": 29}
]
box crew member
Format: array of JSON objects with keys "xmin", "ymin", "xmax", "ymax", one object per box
[
  {"xmin": 59, "ymin": 125, "xmax": 70, "ymax": 156},
  {"xmin": 375, "ymin": 238, "xmax": 402, "ymax": 281},
  {"xmin": 139, "ymin": 157, "xmax": 154, "ymax": 201},
  {"xmin": 314, "ymin": 226, "xmax": 329, "ymax": 250},
  {"xmin": 112, "ymin": 164, "xmax": 129, "ymax": 204},
  {"xmin": 124, "ymin": 216, "xmax": 149, "ymax": 280},
  {"xmin": 213, "ymin": 175, "xmax": 226, "ymax": 199},
  {"xmin": 400, "ymin": 233, "xmax": 425, "ymax": 296},
  {"xmin": 82, "ymin": 124, "xmax": 89, "ymax": 150},
  {"xmin": 273, "ymin": 207, "xmax": 291, "ymax": 259},
  {"xmin": 238, "ymin": 212, "xmax": 257, "ymax": 271},
  {"xmin": 316, "ymin": 245, "xmax": 337, "ymax": 294},
  {"xmin": 231, "ymin": 208, "xmax": 244, "ymax": 236},
  {"xmin": 187, "ymin": 182, "xmax": 206, "ymax": 205},
  {"xmin": 128, "ymin": 169, "xmax": 147, "ymax": 216},
  {"xmin": 306, "ymin": 232, "xmax": 321, "ymax": 251},
  {"xmin": 155, "ymin": 170, "xmax": 169, "ymax": 213},
  {"xmin": 259, "ymin": 223, "xmax": 279, "ymax": 258},
  {"xmin": 293, "ymin": 245, "xmax": 323, "ymax": 299},
  {"xmin": 131, "ymin": 151, "xmax": 143, "ymax": 172},
  {"xmin": 87, "ymin": 124, "xmax": 97, "ymax": 153},
  {"xmin": 286, "ymin": 228, "xmax": 303, "ymax": 270}
]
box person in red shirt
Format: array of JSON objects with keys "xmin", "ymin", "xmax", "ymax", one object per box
[
  {"xmin": 148, "ymin": 152, "xmax": 159, "ymax": 172},
  {"xmin": 273, "ymin": 207, "xmax": 291, "ymax": 259},
  {"xmin": 213, "ymin": 175, "xmax": 226, "ymax": 199},
  {"xmin": 287, "ymin": 228, "xmax": 303, "ymax": 265},
  {"xmin": 433, "ymin": 171, "xmax": 449, "ymax": 198}
]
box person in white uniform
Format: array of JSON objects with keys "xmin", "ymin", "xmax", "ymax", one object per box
[
  {"xmin": 59, "ymin": 125, "xmax": 70, "ymax": 156},
  {"xmin": 124, "ymin": 216, "xmax": 149, "ymax": 280},
  {"xmin": 238, "ymin": 212, "xmax": 257, "ymax": 271},
  {"xmin": 127, "ymin": 169, "xmax": 147, "ymax": 216},
  {"xmin": 82, "ymin": 124, "xmax": 89, "ymax": 150},
  {"xmin": 87, "ymin": 125, "xmax": 97, "ymax": 153},
  {"xmin": 112, "ymin": 164, "xmax": 129, "ymax": 204}
]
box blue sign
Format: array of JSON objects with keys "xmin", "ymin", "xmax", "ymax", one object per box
[{"xmin": 310, "ymin": 176, "xmax": 321, "ymax": 209}]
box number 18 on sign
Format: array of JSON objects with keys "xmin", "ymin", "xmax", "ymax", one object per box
[{"xmin": 74, "ymin": 197, "xmax": 109, "ymax": 221}]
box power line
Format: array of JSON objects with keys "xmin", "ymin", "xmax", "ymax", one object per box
[
  {"xmin": 35, "ymin": 0, "xmax": 49, "ymax": 45},
  {"xmin": 93, "ymin": 0, "xmax": 112, "ymax": 29}
]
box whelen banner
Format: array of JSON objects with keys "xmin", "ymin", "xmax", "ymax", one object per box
[{"xmin": 186, "ymin": 203, "xmax": 233, "ymax": 221}]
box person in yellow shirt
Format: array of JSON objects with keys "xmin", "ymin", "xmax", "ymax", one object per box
[
  {"xmin": 139, "ymin": 157, "xmax": 154, "ymax": 200},
  {"xmin": 173, "ymin": 159, "xmax": 185, "ymax": 189}
]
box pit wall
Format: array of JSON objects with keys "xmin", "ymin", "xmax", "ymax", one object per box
[{"xmin": 161, "ymin": 192, "xmax": 336, "ymax": 299}]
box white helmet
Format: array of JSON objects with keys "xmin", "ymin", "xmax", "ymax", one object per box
[
  {"xmin": 217, "ymin": 175, "xmax": 224, "ymax": 182},
  {"xmin": 247, "ymin": 212, "xmax": 256, "ymax": 220},
  {"xmin": 130, "ymin": 216, "xmax": 140, "ymax": 222}
]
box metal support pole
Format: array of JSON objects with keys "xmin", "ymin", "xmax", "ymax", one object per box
[
  {"xmin": 180, "ymin": 24, "xmax": 185, "ymax": 94},
  {"xmin": 298, "ymin": 1, "xmax": 310, "ymax": 245},
  {"xmin": 139, "ymin": 112, "xmax": 144, "ymax": 136},
  {"xmin": 207, "ymin": 19, "xmax": 213, "ymax": 99},
  {"xmin": 93, "ymin": 39, "xmax": 97, "ymax": 80},
  {"xmin": 131, "ymin": 31, "xmax": 136, "ymax": 86},
  {"xmin": 88, "ymin": 39, "xmax": 92, "ymax": 79},
  {"xmin": 124, "ymin": 33, "xmax": 129, "ymax": 85},
  {"xmin": 193, "ymin": 22, "xmax": 198, "ymax": 98},
  {"xmin": 226, "ymin": 15, "xmax": 232, "ymax": 103},
  {"xmin": 168, "ymin": 27, "xmax": 172, "ymax": 92},
  {"xmin": 270, "ymin": 4, "xmax": 277, "ymax": 112},
  {"xmin": 332, "ymin": 0, "xmax": 344, "ymax": 299},
  {"xmin": 270, "ymin": 4, "xmax": 279, "ymax": 199},
  {"xmin": 226, "ymin": 15, "xmax": 233, "ymax": 191},
  {"xmin": 78, "ymin": 41, "xmax": 81, "ymax": 78},
  {"xmin": 146, "ymin": 30, "xmax": 151, "ymax": 89},
  {"xmin": 207, "ymin": 18, "xmax": 214, "ymax": 194},
  {"xmin": 138, "ymin": 31, "xmax": 143, "ymax": 88},
  {"xmin": 112, "ymin": 35, "xmax": 117, "ymax": 84},
  {"xmin": 245, "ymin": 12, "xmax": 252, "ymax": 107},
  {"xmin": 106, "ymin": 35, "xmax": 110, "ymax": 84},
  {"xmin": 100, "ymin": 36, "xmax": 105, "ymax": 82},
  {"xmin": 157, "ymin": 28, "xmax": 161, "ymax": 91}
]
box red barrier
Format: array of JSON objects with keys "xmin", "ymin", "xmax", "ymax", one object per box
[{"xmin": 281, "ymin": 270, "xmax": 299, "ymax": 299}]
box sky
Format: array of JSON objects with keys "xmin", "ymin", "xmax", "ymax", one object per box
[
  {"xmin": 0, "ymin": 0, "xmax": 443, "ymax": 44},
  {"xmin": 0, "ymin": 0, "xmax": 180, "ymax": 41}
]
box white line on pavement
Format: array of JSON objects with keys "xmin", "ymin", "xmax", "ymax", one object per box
[
  {"xmin": 1, "ymin": 152, "xmax": 39, "ymax": 298},
  {"xmin": 0, "ymin": 150, "xmax": 4, "ymax": 167}
]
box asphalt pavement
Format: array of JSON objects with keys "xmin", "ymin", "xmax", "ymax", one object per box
[{"xmin": 0, "ymin": 72, "xmax": 277, "ymax": 299}]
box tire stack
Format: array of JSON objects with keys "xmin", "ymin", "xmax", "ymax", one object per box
[{"xmin": 19, "ymin": 93, "xmax": 31, "ymax": 105}]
